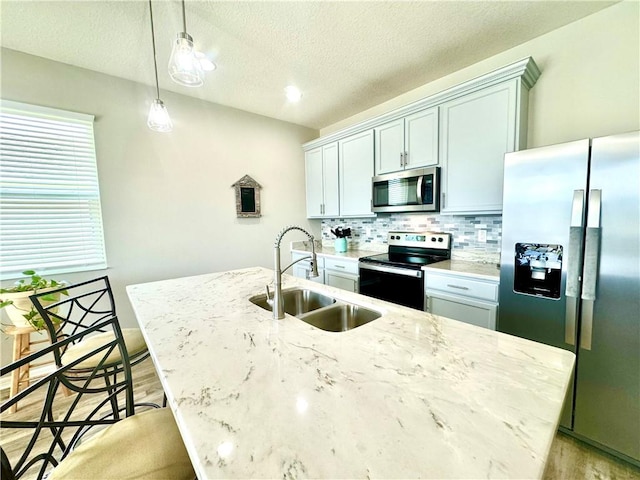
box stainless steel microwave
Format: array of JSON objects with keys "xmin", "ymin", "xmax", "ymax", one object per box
[{"xmin": 372, "ymin": 166, "xmax": 440, "ymax": 213}]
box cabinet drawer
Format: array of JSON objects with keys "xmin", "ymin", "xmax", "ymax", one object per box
[
  {"xmin": 425, "ymin": 273, "xmax": 498, "ymax": 302},
  {"xmin": 324, "ymin": 257, "xmax": 359, "ymax": 275}
]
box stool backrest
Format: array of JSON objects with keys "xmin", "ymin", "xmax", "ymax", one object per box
[
  {"xmin": 30, "ymin": 276, "xmax": 116, "ymax": 364},
  {"xmin": 0, "ymin": 314, "xmax": 133, "ymax": 480}
]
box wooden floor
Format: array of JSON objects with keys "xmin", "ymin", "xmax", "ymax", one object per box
[{"xmin": 2, "ymin": 360, "xmax": 639, "ymax": 480}]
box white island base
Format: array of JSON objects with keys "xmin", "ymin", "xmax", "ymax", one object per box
[{"xmin": 126, "ymin": 267, "xmax": 575, "ymax": 479}]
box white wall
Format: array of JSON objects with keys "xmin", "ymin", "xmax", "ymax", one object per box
[
  {"xmin": 321, "ymin": 1, "xmax": 640, "ymax": 147},
  {"xmin": 1, "ymin": 48, "xmax": 318, "ymax": 365}
]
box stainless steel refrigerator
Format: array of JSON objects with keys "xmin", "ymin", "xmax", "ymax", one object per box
[{"xmin": 498, "ymin": 131, "xmax": 639, "ymax": 465}]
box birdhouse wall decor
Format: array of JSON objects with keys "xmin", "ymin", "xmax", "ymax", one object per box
[{"xmin": 232, "ymin": 175, "xmax": 262, "ymax": 218}]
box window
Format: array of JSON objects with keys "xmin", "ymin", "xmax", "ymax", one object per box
[{"xmin": 0, "ymin": 100, "xmax": 107, "ymax": 279}]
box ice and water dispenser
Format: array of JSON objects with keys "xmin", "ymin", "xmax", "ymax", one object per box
[{"xmin": 513, "ymin": 243, "xmax": 563, "ymax": 299}]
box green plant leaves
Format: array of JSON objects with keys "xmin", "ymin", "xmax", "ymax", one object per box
[{"xmin": 0, "ymin": 269, "xmax": 66, "ymax": 294}]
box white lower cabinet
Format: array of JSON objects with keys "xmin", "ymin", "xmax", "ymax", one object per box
[
  {"xmin": 325, "ymin": 271, "xmax": 358, "ymax": 292},
  {"xmin": 324, "ymin": 257, "xmax": 359, "ymax": 293},
  {"xmin": 291, "ymin": 253, "xmax": 325, "ymax": 283},
  {"xmin": 426, "ymin": 292, "xmax": 497, "ymax": 330},
  {"xmin": 291, "ymin": 253, "xmax": 359, "ymax": 293},
  {"xmin": 425, "ymin": 271, "xmax": 498, "ymax": 330}
]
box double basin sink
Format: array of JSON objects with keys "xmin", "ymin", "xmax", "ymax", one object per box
[{"xmin": 250, "ymin": 288, "xmax": 381, "ymax": 332}]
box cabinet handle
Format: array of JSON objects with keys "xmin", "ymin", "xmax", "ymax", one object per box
[
  {"xmin": 400, "ymin": 152, "xmax": 403, "ymax": 168},
  {"xmin": 447, "ymin": 284, "xmax": 469, "ymax": 290},
  {"xmin": 442, "ymin": 192, "xmax": 446, "ymax": 209},
  {"xmin": 334, "ymin": 265, "xmax": 345, "ymax": 269},
  {"xmin": 425, "ymin": 295, "xmax": 432, "ymax": 312},
  {"xmin": 404, "ymin": 151, "xmax": 408, "ymax": 167}
]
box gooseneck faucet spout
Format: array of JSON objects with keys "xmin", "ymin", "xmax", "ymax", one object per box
[{"xmin": 273, "ymin": 225, "xmax": 318, "ymax": 319}]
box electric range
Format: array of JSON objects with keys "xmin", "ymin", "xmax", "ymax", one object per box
[{"xmin": 359, "ymin": 232, "xmax": 451, "ymax": 310}]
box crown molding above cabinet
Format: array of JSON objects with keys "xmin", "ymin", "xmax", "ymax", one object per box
[{"xmin": 303, "ymin": 57, "xmax": 540, "ymax": 152}]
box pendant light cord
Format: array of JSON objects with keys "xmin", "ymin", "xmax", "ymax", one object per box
[
  {"xmin": 181, "ymin": 0, "xmax": 187, "ymax": 33},
  {"xmin": 149, "ymin": 0, "xmax": 160, "ymax": 99}
]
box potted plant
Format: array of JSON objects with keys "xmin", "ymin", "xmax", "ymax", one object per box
[
  {"xmin": 0, "ymin": 270, "xmax": 67, "ymax": 331},
  {"xmin": 330, "ymin": 227, "xmax": 352, "ymax": 253}
]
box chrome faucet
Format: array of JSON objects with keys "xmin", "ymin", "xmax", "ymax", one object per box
[{"xmin": 272, "ymin": 225, "xmax": 318, "ymax": 319}]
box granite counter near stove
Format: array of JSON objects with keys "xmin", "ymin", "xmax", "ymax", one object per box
[{"xmin": 424, "ymin": 258, "xmax": 501, "ymax": 281}]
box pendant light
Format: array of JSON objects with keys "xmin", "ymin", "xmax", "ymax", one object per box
[
  {"xmin": 168, "ymin": 0, "xmax": 204, "ymax": 87},
  {"xmin": 147, "ymin": 0, "xmax": 173, "ymax": 132}
]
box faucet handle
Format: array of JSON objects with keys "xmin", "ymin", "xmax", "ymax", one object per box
[{"xmin": 265, "ymin": 285, "xmax": 274, "ymax": 306}]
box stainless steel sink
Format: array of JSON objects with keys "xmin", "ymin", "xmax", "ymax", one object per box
[
  {"xmin": 249, "ymin": 288, "xmax": 336, "ymax": 316},
  {"xmin": 250, "ymin": 288, "xmax": 381, "ymax": 332},
  {"xmin": 297, "ymin": 303, "xmax": 381, "ymax": 332}
]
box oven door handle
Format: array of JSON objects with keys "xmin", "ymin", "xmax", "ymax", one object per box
[{"xmin": 359, "ymin": 263, "xmax": 423, "ymax": 278}]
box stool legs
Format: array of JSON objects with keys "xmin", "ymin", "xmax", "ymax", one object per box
[{"xmin": 9, "ymin": 332, "xmax": 30, "ymax": 414}]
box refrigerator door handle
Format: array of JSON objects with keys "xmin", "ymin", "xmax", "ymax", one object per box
[
  {"xmin": 564, "ymin": 189, "xmax": 585, "ymax": 346},
  {"xmin": 580, "ymin": 189, "xmax": 602, "ymax": 350}
]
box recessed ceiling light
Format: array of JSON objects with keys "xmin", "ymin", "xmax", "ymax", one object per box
[
  {"xmin": 195, "ymin": 52, "xmax": 216, "ymax": 71},
  {"xmin": 285, "ymin": 86, "xmax": 302, "ymax": 102}
]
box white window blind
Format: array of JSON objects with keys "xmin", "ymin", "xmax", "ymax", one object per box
[{"xmin": 0, "ymin": 99, "xmax": 107, "ymax": 279}]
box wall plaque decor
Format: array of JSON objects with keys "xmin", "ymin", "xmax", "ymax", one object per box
[{"xmin": 231, "ymin": 175, "xmax": 261, "ymax": 218}]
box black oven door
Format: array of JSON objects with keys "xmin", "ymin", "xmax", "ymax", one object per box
[{"xmin": 358, "ymin": 263, "xmax": 424, "ymax": 310}]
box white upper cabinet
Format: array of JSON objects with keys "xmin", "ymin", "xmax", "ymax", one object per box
[
  {"xmin": 375, "ymin": 107, "xmax": 439, "ymax": 175},
  {"xmin": 303, "ymin": 58, "xmax": 540, "ymax": 217},
  {"xmin": 339, "ymin": 130, "xmax": 375, "ymax": 217},
  {"xmin": 305, "ymin": 143, "xmax": 339, "ymax": 218},
  {"xmin": 439, "ymin": 79, "xmax": 525, "ymax": 215},
  {"xmin": 405, "ymin": 108, "xmax": 439, "ymax": 170}
]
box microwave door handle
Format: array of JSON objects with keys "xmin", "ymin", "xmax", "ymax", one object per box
[{"xmin": 417, "ymin": 175, "xmax": 424, "ymax": 204}]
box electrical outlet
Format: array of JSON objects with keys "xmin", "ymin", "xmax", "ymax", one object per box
[{"xmin": 477, "ymin": 229, "xmax": 487, "ymax": 243}]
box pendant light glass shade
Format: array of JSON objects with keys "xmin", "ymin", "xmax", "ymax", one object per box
[
  {"xmin": 147, "ymin": 99, "xmax": 173, "ymax": 132},
  {"xmin": 168, "ymin": 32, "xmax": 204, "ymax": 87}
]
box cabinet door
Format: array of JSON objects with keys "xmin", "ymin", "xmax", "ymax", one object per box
[
  {"xmin": 339, "ymin": 130, "xmax": 375, "ymax": 217},
  {"xmin": 440, "ymin": 81, "xmax": 518, "ymax": 214},
  {"xmin": 325, "ymin": 271, "xmax": 358, "ymax": 292},
  {"xmin": 322, "ymin": 143, "xmax": 340, "ymax": 217},
  {"xmin": 374, "ymin": 119, "xmax": 404, "ymax": 175},
  {"xmin": 426, "ymin": 291, "xmax": 497, "ymax": 330},
  {"xmin": 405, "ymin": 107, "xmax": 439, "ymax": 169},
  {"xmin": 305, "ymin": 147, "xmax": 324, "ymax": 217}
]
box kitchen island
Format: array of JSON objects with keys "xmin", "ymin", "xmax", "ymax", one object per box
[{"xmin": 126, "ymin": 267, "xmax": 575, "ymax": 479}]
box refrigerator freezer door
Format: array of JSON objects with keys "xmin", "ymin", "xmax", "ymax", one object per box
[
  {"xmin": 573, "ymin": 131, "xmax": 640, "ymax": 462},
  {"xmin": 499, "ymin": 139, "xmax": 590, "ymax": 428}
]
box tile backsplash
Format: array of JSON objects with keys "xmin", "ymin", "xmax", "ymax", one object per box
[{"xmin": 321, "ymin": 213, "xmax": 502, "ymax": 263}]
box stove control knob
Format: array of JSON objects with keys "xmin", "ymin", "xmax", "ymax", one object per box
[
  {"xmin": 431, "ymin": 237, "xmax": 436, "ymax": 242},
  {"xmin": 438, "ymin": 237, "xmax": 443, "ymax": 242}
]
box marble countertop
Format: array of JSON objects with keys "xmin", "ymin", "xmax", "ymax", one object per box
[
  {"xmin": 127, "ymin": 267, "xmax": 574, "ymax": 479},
  {"xmin": 291, "ymin": 241, "xmax": 381, "ymax": 261},
  {"xmin": 291, "ymin": 241, "xmax": 501, "ymax": 280},
  {"xmin": 425, "ymin": 259, "xmax": 501, "ymax": 281}
]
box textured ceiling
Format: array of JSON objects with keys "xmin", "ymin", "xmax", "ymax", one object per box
[{"xmin": 0, "ymin": 1, "xmax": 616, "ymax": 130}]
